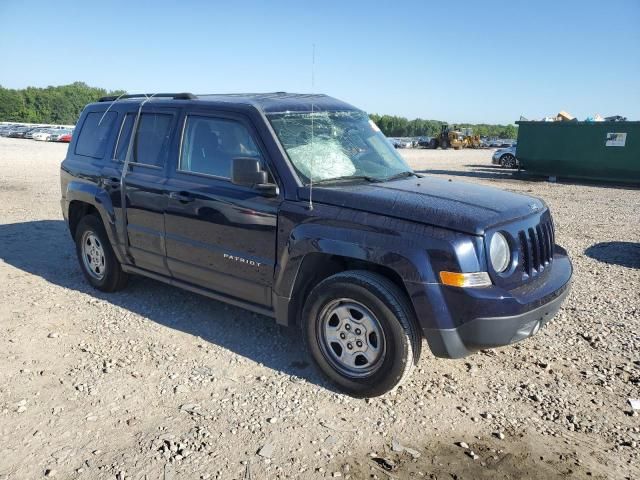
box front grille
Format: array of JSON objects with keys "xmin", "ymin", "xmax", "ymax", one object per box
[{"xmin": 518, "ymin": 219, "xmax": 554, "ymax": 278}]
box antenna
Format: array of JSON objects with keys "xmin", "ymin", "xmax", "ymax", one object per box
[
  {"xmin": 119, "ymin": 93, "xmax": 158, "ymax": 260},
  {"xmin": 308, "ymin": 43, "xmax": 315, "ymax": 211},
  {"xmin": 98, "ymin": 92, "xmax": 126, "ymax": 126}
]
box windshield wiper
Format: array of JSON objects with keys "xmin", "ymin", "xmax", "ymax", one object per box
[
  {"xmin": 381, "ymin": 171, "xmax": 416, "ymax": 182},
  {"xmin": 313, "ymin": 175, "xmax": 380, "ymax": 185}
]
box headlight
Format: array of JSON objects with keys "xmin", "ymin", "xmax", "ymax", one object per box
[{"xmin": 490, "ymin": 232, "xmax": 510, "ymax": 273}]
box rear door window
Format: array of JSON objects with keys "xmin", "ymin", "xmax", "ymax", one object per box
[
  {"xmin": 114, "ymin": 113, "xmax": 135, "ymax": 161},
  {"xmin": 114, "ymin": 112, "xmax": 173, "ymax": 167},
  {"xmin": 134, "ymin": 113, "xmax": 172, "ymax": 167},
  {"xmin": 75, "ymin": 111, "xmax": 117, "ymax": 158}
]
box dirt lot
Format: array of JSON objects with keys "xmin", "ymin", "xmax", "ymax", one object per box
[{"xmin": 1, "ymin": 137, "xmax": 639, "ymax": 480}]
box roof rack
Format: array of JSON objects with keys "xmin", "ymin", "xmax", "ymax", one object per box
[{"xmin": 98, "ymin": 93, "xmax": 196, "ymax": 102}]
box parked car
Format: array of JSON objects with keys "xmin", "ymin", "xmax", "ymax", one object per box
[
  {"xmin": 2, "ymin": 124, "xmax": 27, "ymax": 136},
  {"xmin": 47, "ymin": 129, "xmax": 72, "ymax": 141},
  {"xmin": 57, "ymin": 133, "xmax": 72, "ymax": 143},
  {"xmin": 387, "ymin": 137, "xmax": 403, "ymax": 148},
  {"xmin": 492, "ymin": 144, "xmax": 518, "ymax": 168},
  {"xmin": 61, "ymin": 92, "xmax": 572, "ymax": 397},
  {"xmin": 416, "ymin": 136, "xmax": 432, "ymax": 148},
  {"xmin": 33, "ymin": 129, "xmax": 57, "ymax": 141},
  {"xmin": 7, "ymin": 126, "xmax": 32, "ymax": 138},
  {"xmin": 24, "ymin": 127, "xmax": 49, "ymax": 139},
  {"xmin": 397, "ymin": 138, "xmax": 413, "ymax": 148}
]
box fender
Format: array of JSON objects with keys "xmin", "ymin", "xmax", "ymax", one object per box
[
  {"xmin": 271, "ymin": 202, "xmax": 481, "ymax": 331},
  {"xmin": 274, "ymin": 222, "xmax": 436, "ymax": 298},
  {"xmin": 64, "ymin": 180, "xmax": 128, "ymax": 264}
]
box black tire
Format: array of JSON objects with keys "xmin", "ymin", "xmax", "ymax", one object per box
[
  {"xmin": 429, "ymin": 138, "xmax": 438, "ymax": 149},
  {"xmin": 440, "ymin": 139, "xmax": 449, "ymax": 150},
  {"xmin": 302, "ymin": 271, "xmax": 421, "ymax": 397},
  {"xmin": 500, "ymin": 154, "xmax": 516, "ymax": 169},
  {"xmin": 75, "ymin": 215, "xmax": 128, "ymax": 292}
]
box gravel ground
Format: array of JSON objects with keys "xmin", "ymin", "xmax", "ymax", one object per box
[{"xmin": 0, "ymin": 137, "xmax": 639, "ymax": 480}]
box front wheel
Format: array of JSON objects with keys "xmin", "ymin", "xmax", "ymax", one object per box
[{"xmin": 302, "ymin": 271, "xmax": 421, "ymax": 397}]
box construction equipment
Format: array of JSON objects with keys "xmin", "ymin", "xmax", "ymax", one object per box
[
  {"xmin": 460, "ymin": 127, "xmax": 482, "ymax": 148},
  {"xmin": 425, "ymin": 125, "xmax": 482, "ymax": 150},
  {"xmin": 428, "ymin": 124, "xmax": 464, "ymax": 149}
]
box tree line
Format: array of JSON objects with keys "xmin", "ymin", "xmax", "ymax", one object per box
[
  {"xmin": 369, "ymin": 113, "xmax": 518, "ymax": 139},
  {"xmin": 0, "ymin": 82, "xmax": 125, "ymax": 125},
  {"xmin": 0, "ymin": 83, "xmax": 517, "ymax": 138}
]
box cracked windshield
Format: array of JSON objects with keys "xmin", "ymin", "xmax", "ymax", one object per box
[{"xmin": 268, "ymin": 110, "xmax": 412, "ymax": 183}]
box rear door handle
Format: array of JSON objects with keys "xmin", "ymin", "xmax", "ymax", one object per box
[{"xmin": 169, "ymin": 191, "xmax": 195, "ymax": 203}]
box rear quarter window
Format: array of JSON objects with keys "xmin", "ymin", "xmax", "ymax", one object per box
[{"xmin": 74, "ymin": 111, "xmax": 117, "ymax": 159}]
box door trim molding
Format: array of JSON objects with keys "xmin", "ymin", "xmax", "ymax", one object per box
[{"xmin": 121, "ymin": 264, "xmax": 276, "ymax": 318}]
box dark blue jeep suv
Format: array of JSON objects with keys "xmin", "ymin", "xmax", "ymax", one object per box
[{"xmin": 60, "ymin": 93, "xmax": 572, "ymax": 397}]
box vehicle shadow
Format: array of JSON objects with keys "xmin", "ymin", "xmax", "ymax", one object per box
[
  {"xmin": 584, "ymin": 241, "xmax": 640, "ymax": 269},
  {"xmin": 416, "ymin": 167, "xmax": 523, "ymax": 181},
  {"xmin": 0, "ymin": 220, "xmax": 333, "ymax": 391},
  {"xmin": 464, "ymin": 166, "xmax": 640, "ymax": 191},
  {"xmin": 465, "ymin": 164, "xmax": 511, "ymax": 169}
]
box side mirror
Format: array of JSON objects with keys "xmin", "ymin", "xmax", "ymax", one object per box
[{"xmin": 231, "ymin": 157, "xmax": 279, "ymax": 196}]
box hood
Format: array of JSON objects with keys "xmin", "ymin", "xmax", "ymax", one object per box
[{"xmin": 300, "ymin": 176, "xmax": 545, "ymax": 235}]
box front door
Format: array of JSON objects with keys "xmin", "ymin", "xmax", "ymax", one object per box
[{"xmin": 164, "ymin": 112, "xmax": 280, "ymax": 306}]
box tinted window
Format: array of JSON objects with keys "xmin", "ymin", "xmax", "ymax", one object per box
[
  {"xmin": 114, "ymin": 113, "xmax": 135, "ymax": 162},
  {"xmin": 134, "ymin": 113, "xmax": 172, "ymax": 167},
  {"xmin": 75, "ymin": 111, "xmax": 117, "ymax": 158},
  {"xmin": 179, "ymin": 116, "xmax": 261, "ymax": 178}
]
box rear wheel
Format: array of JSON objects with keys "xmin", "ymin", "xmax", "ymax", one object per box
[
  {"xmin": 440, "ymin": 139, "xmax": 449, "ymax": 150},
  {"xmin": 75, "ymin": 215, "xmax": 128, "ymax": 292},
  {"xmin": 302, "ymin": 271, "xmax": 421, "ymax": 397}
]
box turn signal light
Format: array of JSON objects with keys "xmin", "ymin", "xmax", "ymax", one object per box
[{"xmin": 439, "ymin": 271, "xmax": 492, "ymax": 288}]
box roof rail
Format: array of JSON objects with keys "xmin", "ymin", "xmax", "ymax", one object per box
[{"xmin": 98, "ymin": 93, "xmax": 196, "ymax": 102}]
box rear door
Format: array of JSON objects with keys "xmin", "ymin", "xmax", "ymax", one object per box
[
  {"xmin": 164, "ymin": 110, "xmax": 280, "ymax": 306},
  {"xmin": 101, "ymin": 106, "xmax": 179, "ymax": 275}
]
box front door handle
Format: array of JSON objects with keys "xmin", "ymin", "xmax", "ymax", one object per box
[{"xmin": 169, "ymin": 191, "xmax": 195, "ymax": 203}]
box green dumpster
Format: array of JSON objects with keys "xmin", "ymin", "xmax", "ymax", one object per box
[{"xmin": 515, "ymin": 121, "xmax": 640, "ymax": 184}]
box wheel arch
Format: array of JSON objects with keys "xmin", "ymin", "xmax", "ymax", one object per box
[
  {"xmin": 64, "ymin": 182, "xmax": 125, "ymax": 263},
  {"xmin": 68, "ymin": 200, "xmax": 100, "ymax": 238},
  {"xmin": 277, "ymin": 251, "xmax": 415, "ymax": 329}
]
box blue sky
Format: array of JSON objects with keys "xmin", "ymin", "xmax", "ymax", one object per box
[{"xmin": 0, "ymin": 0, "xmax": 638, "ymax": 124}]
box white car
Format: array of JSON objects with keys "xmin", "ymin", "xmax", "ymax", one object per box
[{"xmin": 32, "ymin": 130, "xmax": 57, "ymax": 141}]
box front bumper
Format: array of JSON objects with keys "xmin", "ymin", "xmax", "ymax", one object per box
[
  {"xmin": 425, "ymin": 281, "xmax": 570, "ymax": 358},
  {"xmin": 411, "ymin": 250, "xmax": 572, "ymax": 358}
]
